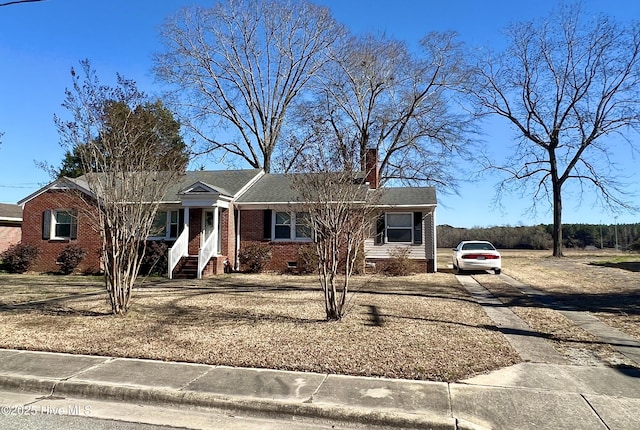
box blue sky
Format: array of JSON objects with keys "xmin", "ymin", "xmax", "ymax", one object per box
[{"xmin": 1, "ymin": 0, "xmax": 638, "ymax": 227}]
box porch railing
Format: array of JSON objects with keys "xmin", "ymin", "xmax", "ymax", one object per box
[
  {"xmin": 197, "ymin": 228, "xmax": 218, "ymax": 279},
  {"xmin": 168, "ymin": 227, "xmax": 189, "ymax": 279}
]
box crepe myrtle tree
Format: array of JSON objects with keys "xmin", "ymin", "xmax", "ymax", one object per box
[
  {"xmin": 154, "ymin": 0, "xmax": 346, "ymax": 173},
  {"xmin": 55, "ymin": 60, "xmax": 188, "ymax": 314},
  {"xmin": 468, "ymin": 4, "xmax": 640, "ymax": 257},
  {"xmin": 289, "ymin": 139, "xmax": 378, "ymax": 321}
]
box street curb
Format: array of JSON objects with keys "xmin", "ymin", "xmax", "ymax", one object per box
[
  {"xmin": 54, "ymin": 380, "xmax": 457, "ymax": 430},
  {"xmin": 0, "ymin": 375, "xmax": 57, "ymax": 396},
  {"xmin": 3, "ymin": 376, "xmax": 457, "ymax": 430}
]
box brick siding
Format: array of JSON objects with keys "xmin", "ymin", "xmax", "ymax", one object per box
[
  {"xmin": 21, "ymin": 190, "xmax": 102, "ymax": 273},
  {"xmin": 0, "ymin": 224, "xmax": 21, "ymax": 254},
  {"xmin": 239, "ymin": 209, "xmax": 307, "ymax": 272},
  {"xmin": 187, "ymin": 208, "xmax": 202, "ymax": 256}
]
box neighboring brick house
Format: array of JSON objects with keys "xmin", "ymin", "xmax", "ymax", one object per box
[
  {"xmin": 0, "ymin": 203, "xmax": 22, "ymax": 254},
  {"xmin": 18, "ymin": 151, "xmax": 438, "ymax": 277}
]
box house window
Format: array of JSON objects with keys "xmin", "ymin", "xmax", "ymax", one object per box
[
  {"xmin": 272, "ymin": 211, "xmax": 312, "ymax": 241},
  {"xmin": 375, "ymin": 212, "xmax": 423, "ymax": 245},
  {"xmin": 43, "ymin": 209, "xmax": 77, "ymax": 240},
  {"xmin": 386, "ymin": 213, "xmax": 413, "ymax": 243},
  {"xmin": 274, "ymin": 212, "xmax": 291, "ymax": 239},
  {"xmin": 150, "ymin": 210, "xmax": 181, "ymax": 240},
  {"xmin": 55, "ymin": 210, "xmax": 73, "ymax": 238},
  {"xmin": 169, "ymin": 210, "xmax": 180, "ymax": 238},
  {"xmin": 295, "ymin": 212, "xmax": 312, "ymax": 239}
]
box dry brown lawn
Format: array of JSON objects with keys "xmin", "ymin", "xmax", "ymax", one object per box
[
  {"xmin": 0, "ymin": 272, "xmax": 518, "ymax": 382},
  {"xmin": 499, "ymin": 249, "xmax": 640, "ymax": 340},
  {"xmin": 466, "ymin": 249, "xmax": 640, "ymax": 367},
  {"xmin": 0, "ymin": 248, "xmax": 637, "ymax": 382}
]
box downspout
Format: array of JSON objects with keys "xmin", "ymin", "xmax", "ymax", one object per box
[
  {"xmin": 432, "ymin": 209, "xmax": 437, "ymax": 273},
  {"xmin": 235, "ymin": 208, "xmax": 240, "ymax": 271}
]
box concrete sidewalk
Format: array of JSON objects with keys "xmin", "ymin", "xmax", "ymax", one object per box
[{"xmin": 0, "ymin": 348, "xmax": 639, "ymax": 429}]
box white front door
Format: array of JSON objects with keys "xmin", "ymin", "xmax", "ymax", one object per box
[{"xmin": 203, "ymin": 210, "xmax": 215, "ymax": 243}]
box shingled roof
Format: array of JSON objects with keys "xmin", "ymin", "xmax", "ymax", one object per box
[
  {"xmin": 236, "ymin": 173, "xmax": 436, "ymax": 207},
  {"xmin": 375, "ymin": 187, "xmax": 437, "ymax": 207},
  {"xmin": 18, "ymin": 168, "xmax": 436, "ymax": 208},
  {"xmin": 165, "ymin": 169, "xmax": 262, "ymax": 200},
  {"xmin": 0, "ymin": 203, "xmax": 22, "ymax": 221},
  {"xmin": 19, "ymin": 169, "xmax": 263, "ymax": 205}
]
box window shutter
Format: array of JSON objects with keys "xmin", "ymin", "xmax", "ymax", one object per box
[
  {"xmin": 375, "ymin": 214, "xmax": 385, "ymax": 245},
  {"xmin": 70, "ymin": 210, "xmax": 78, "ymax": 240},
  {"xmin": 263, "ymin": 209, "xmax": 272, "ymax": 240},
  {"xmin": 42, "ymin": 210, "xmax": 51, "ymax": 240},
  {"xmin": 413, "ymin": 212, "xmax": 423, "ymax": 245}
]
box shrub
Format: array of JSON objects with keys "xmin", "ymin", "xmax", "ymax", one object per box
[
  {"xmin": 385, "ymin": 246, "xmax": 417, "ymax": 276},
  {"xmin": 0, "ymin": 243, "xmax": 40, "ymax": 274},
  {"xmin": 139, "ymin": 240, "xmax": 169, "ymax": 276},
  {"xmin": 351, "ymin": 247, "xmax": 366, "ymax": 275},
  {"xmin": 57, "ymin": 245, "xmax": 87, "ymax": 274},
  {"xmin": 238, "ymin": 242, "xmax": 272, "ymax": 273},
  {"xmin": 297, "ymin": 244, "xmax": 318, "ymax": 274}
]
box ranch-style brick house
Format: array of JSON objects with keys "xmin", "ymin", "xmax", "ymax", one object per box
[{"xmin": 18, "ymin": 150, "xmax": 438, "ymax": 277}]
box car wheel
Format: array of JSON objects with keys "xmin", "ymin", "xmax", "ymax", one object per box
[
  {"xmin": 494, "ymin": 268, "xmax": 501, "ymax": 275},
  {"xmin": 454, "ymin": 262, "xmax": 464, "ymax": 275}
]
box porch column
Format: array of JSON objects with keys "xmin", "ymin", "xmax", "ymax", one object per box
[{"xmin": 212, "ymin": 206, "xmax": 220, "ymax": 255}]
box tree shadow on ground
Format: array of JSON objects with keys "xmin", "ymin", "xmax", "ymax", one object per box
[
  {"xmin": 480, "ymin": 282, "xmax": 640, "ymax": 317},
  {"xmin": 0, "ymin": 290, "xmax": 108, "ymax": 316},
  {"xmin": 589, "ymin": 261, "xmax": 640, "ymax": 272}
]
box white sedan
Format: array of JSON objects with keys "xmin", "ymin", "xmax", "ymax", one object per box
[{"xmin": 452, "ymin": 241, "xmax": 502, "ymax": 274}]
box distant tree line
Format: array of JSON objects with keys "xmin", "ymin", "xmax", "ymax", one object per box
[{"xmin": 438, "ymin": 223, "xmax": 640, "ymax": 251}]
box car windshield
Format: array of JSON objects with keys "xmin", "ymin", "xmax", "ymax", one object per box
[{"xmin": 461, "ymin": 243, "xmax": 495, "ymax": 251}]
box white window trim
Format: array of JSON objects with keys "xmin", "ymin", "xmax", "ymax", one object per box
[
  {"xmin": 272, "ymin": 211, "xmax": 312, "ymax": 242},
  {"xmin": 385, "ymin": 212, "xmax": 414, "ymax": 244},
  {"xmin": 51, "ymin": 209, "xmax": 74, "ymax": 240},
  {"xmin": 149, "ymin": 210, "xmax": 180, "ymax": 241}
]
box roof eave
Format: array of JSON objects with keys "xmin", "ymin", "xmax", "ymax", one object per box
[{"xmin": 17, "ymin": 177, "xmax": 94, "ymax": 206}]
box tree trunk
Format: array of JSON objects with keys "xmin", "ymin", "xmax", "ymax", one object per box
[{"xmin": 552, "ymin": 179, "xmax": 563, "ymax": 257}]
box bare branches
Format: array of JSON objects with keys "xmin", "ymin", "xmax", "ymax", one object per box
[
  {"xmin": 0, "ymin": 0, "xmax": 45, "ymax": 7},
  {"xmin": 155, "ymin": 0, "xmax": 345, "ymax": 172},
  {"xmin": 469, "ymin": 4, "xmax": 640, "ymax": 256},
  {"xmin": 56, "ymin": 60, "xmax": 187, "ymax": 314},
  {"xmin": 288, "ymin": 138, "xmax": 377, "ymax": 321},
  {"xmin": 286, "ymin": 31, "xmax": 475, "ymax": 189}
]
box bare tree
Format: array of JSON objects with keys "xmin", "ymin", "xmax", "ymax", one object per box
[
  {"xmin": 154, "ymin": 0, "xmax": 345, "ymax": 173},
  {"xmin": 55, "ymin": 60, "xmax": 187, "ymax": 314},
  {"xmin": 289, "ymin": 140, "xmax": 377, "ymax": 321},
  {"xmin": 469, "ymin": 4, "xmax": 640, "ymax": 256},
  {"xmin": 284, "ymin": 32, "xmax": 474, "ymax": 188}
]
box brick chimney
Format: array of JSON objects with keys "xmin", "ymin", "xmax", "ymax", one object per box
[{"xmin": 363, "ymin": 147, "xmax": 379, "ymax": 189}]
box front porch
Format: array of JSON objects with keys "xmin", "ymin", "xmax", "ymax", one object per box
[{"xmin": 167, "ymin": 182, "xmax": 235, "ymax": 279}]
